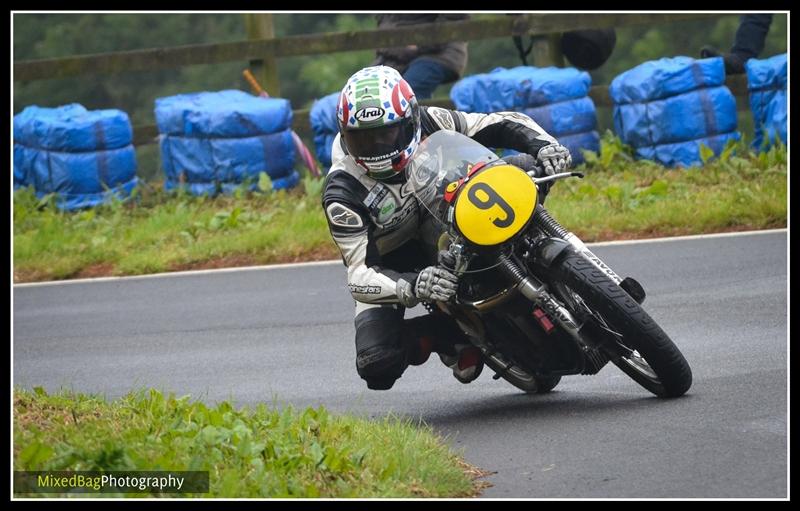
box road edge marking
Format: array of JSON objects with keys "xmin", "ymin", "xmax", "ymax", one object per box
[{"xmin": 14, "ymin": 228, "xmax": 787, "ymax": 288}]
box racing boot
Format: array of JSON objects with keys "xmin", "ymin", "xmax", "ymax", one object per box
[
  {"xmin": 437, "ymin": 344, "xmax": 484, "ymax": 384},
  {"xmin": 404, "ymin": 315, "xmax": 484, "ymax": 384}
]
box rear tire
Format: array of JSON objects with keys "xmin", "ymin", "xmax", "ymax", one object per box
[
  {"xmin": 552, "ymin": 252, "xmax": 692, "ymax": 397},
  {"xmin": 533, "ymin": 374, "xmax": 561, "ymax": 393}
]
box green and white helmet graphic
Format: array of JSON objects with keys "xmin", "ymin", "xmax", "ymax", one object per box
[{"xmin": 337, "ymin": 66, "xmax": 421, "ymax": 179}]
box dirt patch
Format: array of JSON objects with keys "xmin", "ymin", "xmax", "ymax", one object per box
[
  {"xmin": 280, "ymin": 244, "xmax": 341, "ymax": 263},
  {"xmin": 167, "ymin": 245, "xmax": 341, "ymax": 273},
  {"xmin": 13, "ymin": 268, "xmax": 49, "ymax": 284},
  {"xmin": 168, "ymin": 254, "xmax": 261, "ymax": 273},
  {"xmin": 14, "ymin": 394, "xmax": 74, "ymax": 433},
  {"xmin": 14, "ymin": 246, "xmax": 342, "ymax": 283},
  {"xmin": 72, "ymin": 262, "xmax": 116, "ymax": 279}
]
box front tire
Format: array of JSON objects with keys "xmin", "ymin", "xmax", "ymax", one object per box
[{"xmin": 552, "ymin": 252, "xmax": 692, "ymax": 397}]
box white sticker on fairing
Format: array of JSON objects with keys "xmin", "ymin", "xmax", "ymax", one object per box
[{"xmin": 326, "ymin": 202, "xmax": 364, "ymax": 228}]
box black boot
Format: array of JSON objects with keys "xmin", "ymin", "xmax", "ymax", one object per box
[{"xmin": 700, "ymin": 46, "xmax": 746, "ymax": 75}]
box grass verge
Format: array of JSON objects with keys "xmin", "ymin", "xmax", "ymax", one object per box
[
  {"xmin": 13, "ymin": 133, "xmax": 787, "ymax": 283},
  {"xmin": 13, "ymin": 387, "xmax": 492, "ymax": 498}
]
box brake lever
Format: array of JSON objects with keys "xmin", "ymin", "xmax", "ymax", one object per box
[{"xmin": 530, "ymin": 171, "xmax": 584, "ymax": 183}]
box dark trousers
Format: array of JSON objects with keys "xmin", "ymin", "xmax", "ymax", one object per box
[
  {"xmin": 351, "ymin": 239, "xmax": 461, "ymax": 390},
  {"xmin": 731, "ymin": 14, "xmax": 773, "ymax": 60},
  {"xmin": 354, "ymin": 304, "xmax": 463, "ymax": 390},
  {"xmin": 402, "ymin": 57, "xmax": 458, "ymax": 100}
]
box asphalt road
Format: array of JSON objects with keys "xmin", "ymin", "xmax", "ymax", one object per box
[{"xmin": 13, "ymin": 230, "xmax": 788, "ymax": 498}]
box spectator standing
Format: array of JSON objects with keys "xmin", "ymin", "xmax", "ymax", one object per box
[
  {"xmin": 373, "ymin": 14, "xmax": 469, "ymax": 99},
  {"xmin": 701, "ymin": 14, "xmax": 774, "ymax": 74}
]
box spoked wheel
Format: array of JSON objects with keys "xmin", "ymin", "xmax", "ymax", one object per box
[{"xmin": 551, "ymin": 252, "xmax": 692, "ymax": 398}]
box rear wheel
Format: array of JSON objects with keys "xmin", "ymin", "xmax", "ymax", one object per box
[{"xmin": 552, "ymin": 252, "xmax": 692, "ymax": 397}]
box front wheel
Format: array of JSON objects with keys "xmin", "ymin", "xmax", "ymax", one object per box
[{"xmin": 552, "ymin": 252, "xmax": 692, "ymax": 397}]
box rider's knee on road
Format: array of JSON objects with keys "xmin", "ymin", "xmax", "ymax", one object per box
[{"xmin": 354, "ymin": 304, "xmax": 408, "ymax": 389}]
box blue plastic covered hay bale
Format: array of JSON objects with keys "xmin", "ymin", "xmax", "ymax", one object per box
[
  {"xmin": 609, "ymin": 56, "xmax": 725, "ymax": 103},
  {"xmin": 49, "ymin": 178, "xmax": 140, "ymax": 211},
  {"xmin": 520, "ymin": 97, "xmax": 597, "ymax": 137},
  {"xmin": 155, "ymin": 90, "xmax": 299, "ymax": 194},
  {"xmin": 13, "ymin": 144, "xmax": 31, "ymax": 189},
  {"xmin": 309, "ymin": 92, "xmax": 341, "ymax": 169},
  {"xmin": 451, "ymin": 66, "xmax": 599, "ymax": 163},
  {"xmin": 160, "ymin": 130, "xmax": 295, "ymax": 191},
  {"xmin": 160, "ymin": 131, "xmax": 294, "ymax": 186},
  {"xmin": 558, "ymin": 131, "xmax": 601, "ymax": 165},
  {"xmin": 154, "ymin": 90, "xmax": 292, "ymax": 137},
  {"xmin": 746, "ymin": 53, "xmax": 787, "ymax": 149},
  {"xmin": 27, "ymin": 146, "xmax": 137, "ymax": 195},
  {"xmin": 314, "ymin": 133, "xmax": 338, "ymax": 171},
  {"xmin": 610, "ymin": 56, "xmax": 739, "ymax": 167},
  {"xmin": 165, "ymin": 170, "xmax": 300, "ymax": 196},
  {"xmin": 613, "ymin": 86, "xmax": 737, "ymax": 147},
  {"xmin": 451, "ymin": 66, "xmax": 591, "ymax": 112},
  {"xmin": 635, "ymin": 133, "xmax": 740, "ymax": 168},
  {"xmin": 13, "ymin": 104, "xmax": 133, "ymax": 152},
  {"xmin": 13, "ymin": 104, "xmax": 138, "ymax": 210}
]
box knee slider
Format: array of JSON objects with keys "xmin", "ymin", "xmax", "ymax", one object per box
[
  {"xmin": 356, "ymin": 345, "xmax": 407, "ymax": 387},
  {"xmin": 365, "ymin": 376, "xmax": 398, "ymax": 391}
]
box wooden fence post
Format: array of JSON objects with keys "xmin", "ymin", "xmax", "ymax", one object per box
[
  {"xmin": 531, "ymin": 33, "xmax": 564, "ymax": 67},
  {"xmin": 244, "ymin": 13, "xmax": 281, "ymax": 97}
]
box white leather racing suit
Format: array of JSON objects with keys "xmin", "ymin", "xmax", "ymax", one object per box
[{"xmin": 322, "ymin": 106, "xmax": 558, "ymax": 310}]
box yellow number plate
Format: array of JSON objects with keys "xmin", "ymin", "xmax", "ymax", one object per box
[{"xmin": 453, "ymin": 164, "xmax": 537, "ymax": 246}]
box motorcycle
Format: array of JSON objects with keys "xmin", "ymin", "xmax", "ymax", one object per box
[{"xmin": 406, "ymin": 130, "xmax": 692, "ymax": 397}]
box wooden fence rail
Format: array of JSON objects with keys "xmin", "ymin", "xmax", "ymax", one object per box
[
  {"xmin": 15, "ymin": 13, "xmax": 730, "ymax": 82},
  {"xmin": 16, "ymin": 13, "xmax": 746, "ymax": 150}
]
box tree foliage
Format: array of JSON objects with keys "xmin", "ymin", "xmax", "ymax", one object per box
[{"xmin": 14, "ymin": 13, "xmax": 787, "ymax": 126}]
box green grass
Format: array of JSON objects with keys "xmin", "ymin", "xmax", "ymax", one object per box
[
  {"xmin": 13, "ymin": 177, "xmax": 335, "ymax": 282},
  {"xmin": 13, "ymin": 388, "xmax": 488, "ymax": 498},
  {"xmin": 549, "ymin": 133, "xmax": 788, "ymax": 240},
  {"xmin": 13, "ymin": 133, "xmax": 787, "ymax": 283}
]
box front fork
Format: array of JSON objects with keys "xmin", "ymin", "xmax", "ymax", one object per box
[
  {"xmin": 497, "ymin": 253, "xmax": 584, "ymax": 341},
  {"xmin": 495, "ymin": 251, "xmax": 617, "ymax": 375},
  {"xmin": 529, "ymin": 173, "xmax": 644, "ymax": 301},
  {"xmin": 532, "ymin": 205, "xmax": 623, "ymax": 285},
  {"xmin": 531, "ymin": 206, "xmax": 646, "ymax": 304}
]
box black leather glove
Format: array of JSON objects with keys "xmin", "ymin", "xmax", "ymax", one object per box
[
  {"xmin": 503, "ymin": 153, "xmax": 545, "ymax": 177},
  {"xmin": 503, "ymin": 152, "xmax": 552, "ymax": 205}
]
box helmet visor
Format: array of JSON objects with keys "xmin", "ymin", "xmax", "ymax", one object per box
[{"xmin": 342, "ymin": 117, "xmax": 416, "ymax": 162}]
